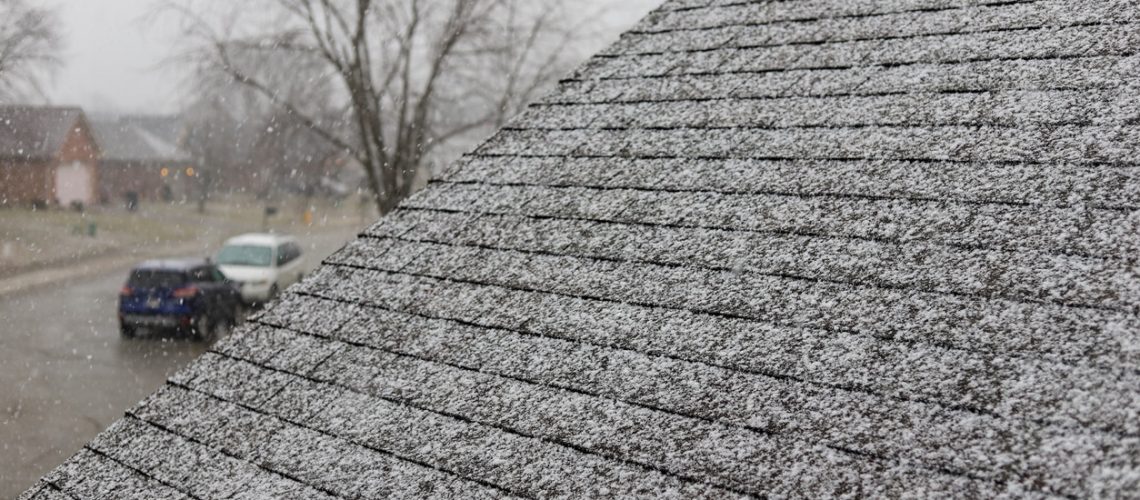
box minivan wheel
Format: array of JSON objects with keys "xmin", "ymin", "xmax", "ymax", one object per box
[{"xmin": 232, "ymin": 303, "xmax": 247, "ymax": 326}]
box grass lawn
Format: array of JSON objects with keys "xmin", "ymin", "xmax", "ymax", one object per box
[{"xmin": 0, "ymin": 195, "xmax": 371, "ymax": 277}]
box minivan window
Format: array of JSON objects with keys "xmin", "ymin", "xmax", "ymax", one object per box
[
  {"xmin": 217, "ymin": 245, "xmax": 273, "ymax": 267},
  {"xmin": 277, "ymin": 242, "xmax": 299, "ymax": 266},
  {"xmin": 128, "ymin": 270, "xmax": 187, "ymax": 288}
]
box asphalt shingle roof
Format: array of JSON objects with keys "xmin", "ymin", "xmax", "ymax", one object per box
[
  {"xmin": 90, "ymin": 118, "xmax": 191, "ymax": 164},
  {"xmin": 22, "ymin": 0, "xmax": 1140, "ymax": 498},
  {"xmin": 0, "ymin": 106, "xmax": 85, "ymax": 161}
]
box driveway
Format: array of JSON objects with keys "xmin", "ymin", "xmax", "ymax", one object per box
[{"xmin": 0, "ymin": 226, "xmax": 359, "ymax": 497}]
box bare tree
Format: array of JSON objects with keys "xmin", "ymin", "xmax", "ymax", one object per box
[
  {"xmin": 0, "ymin": 0, "xmax": 61, "ymax": 102},
  {"xmin": 169, "ymin": 0, "xmax": 602, "ymax": 215}
]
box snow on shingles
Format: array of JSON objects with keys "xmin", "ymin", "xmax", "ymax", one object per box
[
  {"xmin": 577, "ymin": 24, "xmax": 1140, "ymax": 80},
  {"xmin": 19, "ymin": 487, "xmax": 70, "ymax": 500},
  {"xmin": 188, "ymin": 356, "xmax": 743, "ymax": 498},
  {"xmin": 610, "ymin": 0, "xmax": 1140, "ymax": 55},
  {"xmin": 380, "ymin": 210, "xmax": 1135, "ymax": 313},
  {"xmin": 544, "ymin": 55, "xmax": 1136, "ymax": 105},
  {"xmin": 132, "ymin": 384, "xmax": 502, "ymax": 499},
  {"xmin": 449, "ymin": 156, "xmax": 1140, "ymax": 209},
  {"xmin": 295, "ymin": 295, "xmax": 1131, "ymax": 497},
  {"xmin": 320, "ymin": 240, "xmax": 1140, "ymax": 435},
  {"xmin": 34, "ymin": 448, "xmax": 189, "ymax": 500},
  {"xmin": 482, "ymin": 125, "xmax": 1140, "ymax": 166},
  {"xmin": 306, "ymin": 329, "xmax": 1019, "ymax": 498},
  {"xmin": 169, "ymin": 353, "xmax": 294, "ymax": 409},
  {"xmin": 639, "ymin": 0, "xmax": 1040, "ymax": 33},
  {"xmin": 404, "ymin": 182, "xmax": 1140, "ymax": 259},
  {"xmin": 256, "ymin": 292, "xmax": 362, "ymax": 338},
  {"xmin": 86, "ymin": 418, "xmax": 333, "ymax": 500},
  {"xmin": 132, "ymin": 384, "xmax": 287, "ymax": 464},
  {"xmin": 513, "ymin": 90, "xmax": 1136, "ymax": 130}
]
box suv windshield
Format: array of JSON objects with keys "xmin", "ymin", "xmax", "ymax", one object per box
[
  {"xmin": 128, "ymin": 270, "xmax": 187, "ymax": 289},
  {"xmin": 217, "ymin": 245, "xmax": 273, "ymax": 267}
]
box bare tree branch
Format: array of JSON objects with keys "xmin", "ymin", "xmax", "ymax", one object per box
[
  {"xmin": 0, "ymin": 0, "xmax": 61, "ymax": 102},
  {"xmin": 168, "ymin": 0, "xmax": 606, "ymax": 215}
]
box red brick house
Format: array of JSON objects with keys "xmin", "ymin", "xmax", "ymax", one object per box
[
  {"xmin": 90, "ymin": 116, "xmax": 195, "ymax": 204},
  {"xmin": 0, "ymin": 106, "xmax": 100, "ymax": 207}
]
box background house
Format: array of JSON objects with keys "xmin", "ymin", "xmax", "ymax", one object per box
[
  {"xmin": 90, "ymin": 115, "xmax": 196, "ymax": 205},
  {"xmin": 0, "ymin": 106, "xmax": 99, "ymax": 208}
]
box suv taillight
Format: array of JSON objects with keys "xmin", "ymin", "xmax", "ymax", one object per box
[
  {"xmin": 172, "ymin": 286, "xmax": 199, "ymax": 298},
  {"xmin": 120, "ymin": 286, "xmax": 133, "ymax": 296}
]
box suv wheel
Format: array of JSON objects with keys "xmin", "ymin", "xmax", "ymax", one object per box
[{"xmin": 120, "ymin": 324, "xmax": 135, "ymax": 339}]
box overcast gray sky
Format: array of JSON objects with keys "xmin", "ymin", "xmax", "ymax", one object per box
[{"xmin": 43, "ymin": 0, "xmax": 659, "ymax": 116}]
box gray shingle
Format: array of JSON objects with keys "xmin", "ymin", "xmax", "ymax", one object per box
[
  {"xmin": 577, "ymin": 24, "xmax": 1140, "ymax": 80},
  {"xmin": 404, "ymin": 182, "xmax": 1140, "ymax": 258},
  {"xmin": 294, "ymin": 294, "xmax": 1138, "ymax": 497},
  {"xmin": 612, "ymin": 0, "xmax": 1140, "ymax": 54},
  {"xmin": 447, "ymin": 156, "xmax": 1140, "ymax": 209}
]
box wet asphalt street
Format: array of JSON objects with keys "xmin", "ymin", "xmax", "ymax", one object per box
[{"xmin": 0, "ymin": 228, "xmax": 358, "ymax": 497}]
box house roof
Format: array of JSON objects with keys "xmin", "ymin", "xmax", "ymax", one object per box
[
  {"xmin": 23, "ymin": 0, "xmax": 1140, "ymax": 498},
  {"xmin": 90, "ymin": 117, "xmax": 192, "ymax": 165},
  {"xmin": 0, "ymin": 106, "xmax": 85, "ymax": 161}
]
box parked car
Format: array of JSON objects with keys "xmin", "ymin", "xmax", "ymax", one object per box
[
  {"xmin": 118, "ymin": 259, "xmax": 244, "ymax": 341},
  {"xmin": 215, "ymin": 233, "xmax": 306, "ymax": 304}
]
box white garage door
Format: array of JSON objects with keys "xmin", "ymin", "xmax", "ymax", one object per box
[{"xmin": 55, "ymin": 161, "xmax": 92, "ymax": 206}]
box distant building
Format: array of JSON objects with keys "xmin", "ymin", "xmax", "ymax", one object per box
[
  {"xmin": 90, "ymin": 115, "xmax": 196, "ymax": 204},
  {"xmin": 0, "ymin": 105, "xmax": 100, "ymax": 207}
]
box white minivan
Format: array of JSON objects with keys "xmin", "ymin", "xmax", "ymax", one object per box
[{"xmin": 215, "ymin": 233, "xmax": 305, "ymax": 304}]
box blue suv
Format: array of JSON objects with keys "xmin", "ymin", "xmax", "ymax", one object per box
[{"xmin": 118, "ymin": 259, "xmax": 244, "ymax": 342}]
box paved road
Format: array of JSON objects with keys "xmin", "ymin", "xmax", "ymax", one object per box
[{"xmin": 0, "ymin": 227, "xmax": 359, "ymax": 497}]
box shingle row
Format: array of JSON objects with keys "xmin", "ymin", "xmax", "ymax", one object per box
[
  {"xmin": 174, "ymin": 352, "xmax": 746, "ymax": 499},
  {"xmin": 546, "ymin": 55, "xmax": 1136, "ymax": 104},
  {"xmin": 369, "ymin": 208, "xmax": 1137, "ymax": 312},
  {"xmin": 262, "ymin": 288, "xmax": 1138, "ymax": 498},
  {"xmin": 573, "ymin": 24, "xmax": 1139, "ymax": 80},
  {"xmin": 232, "ymin": 319, "xmax": 1050, "ymax": 498},
  {"xmin": 613, "ymin": 0, "xmax": 1138, "ymax": 53},
  {"xmin": 21, "ymin": 449, "xmax": 190, "ymax": 500},
  {"xmin": 478, "ymin": 125, "xmax": 1140, "ymax": 166},
  {"xmin": 130, "ymin": 382, "xmax": 512, "ymax": 499},
  {"xmin": 407, "ymin": 182, "xmax": 1140, "ymax": 259},
  {"xmin": 643, "ymin": 0, "xmax": 1057, "ymax": 32},
  {"xmin": 320, "ymin": 240, "xmax": 1140, "ymax": 435},
  {"xmin": 515, "ymin": 89, "xmax": 1139, "ymax": 130},
  {"xmin": 445, "ymin": 156, "xmax": 1140, "ymax": 209},
  {"xmin": 81, "ymin": 417, "xmax": 336, "ymax": 500}
]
